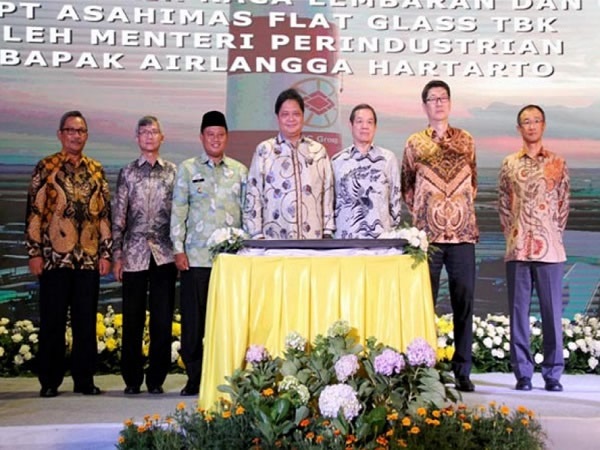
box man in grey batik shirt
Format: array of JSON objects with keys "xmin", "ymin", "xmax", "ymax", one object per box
[
  {"xmin": 332, "ymin": 103, "xmax": 401, "ymax": 238},
  {"xmin": 112, "ymin": 115, "xmax": 178, "ymax": 395}
]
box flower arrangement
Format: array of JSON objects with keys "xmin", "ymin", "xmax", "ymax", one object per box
[
  {"xmin": 0, "ymin": 318, "xmax": 38, "ymax": 376},
  {"xmin": 116, "ymin": 321, "xmax": 547, "ymax": 449},
  {"xmin": 206, "ymin": 226, "xmax": 247, "ymax": 260},
  {"xmin": 3, "ymin": 310, "xmax": 600, "ymax": 378},
  {"xmin": 379, "ymin": 225, "xmax": 436, "ymax": 267}
]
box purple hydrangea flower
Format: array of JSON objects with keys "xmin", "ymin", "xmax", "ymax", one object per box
[
  {"xmin": 245, "ymin": 344, "xmax": 269, "ymax": 364},
  {"xmin": 374, "ymin": 349, "xmax": 405, "ymax": 376},
  {"xmin": 406, "ymin": 338, "xmax": 437, "ymax": 368},
  {"xmin": 334, "ymin": 354, "xmax": 359, "ymax": 382}
]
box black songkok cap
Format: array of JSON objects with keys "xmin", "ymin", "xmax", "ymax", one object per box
[{"xmin": 201, "ymin": 111, "xmax": 228, "ymax": 133}]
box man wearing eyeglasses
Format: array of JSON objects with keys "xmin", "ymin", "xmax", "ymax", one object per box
[
  {"xmin": 401, "ymin": 80, "xmax": 479, "ymax": 393},
  {"xmin": 112, "ymin": 116, "xmax": 178, "ymax": 395},
  {"xmin": 25, "ymin": 110, "xmax": 112, "ymax": 397},
  {"xmin": 498, "ymin": 105, "xmax": 570, "ymax": 393}
]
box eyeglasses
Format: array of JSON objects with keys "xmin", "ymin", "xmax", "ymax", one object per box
[
  {"xmin": 519, "ymin": 119, "xmax": 544, "ymax": 127},
  {"xmin": 61, "ymin": 128, "xmax": 88, "ymax": 136},
  {"xmin": 425, "ymin": 97, "xmax": 450, "ymax": 104},
  {"xmin": 138, "ymin": 129, "xmax": 161, "ymax": 137}
]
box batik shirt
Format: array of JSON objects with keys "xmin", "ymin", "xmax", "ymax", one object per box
[
  {"xmin": 243, "ymin": 134, "xmax": 334, "ymax": 239},
  {"xmin": 401, "ymin": 125, "xmax": 479, "ymax": 244},
  {"xmin": 25, "ymin": 151, "xmax": 112, "ymax": 270},
  {"xmin": 112, "ymin": 155, "xmax": 177, "ymax": 272},
  {"xmin": 332, "ymin": 145, "xmax": 402, "ymax": 238},
  {"xmin": 498, "ymin": 147, "xmax": 569, "ymax": 263},
  {"xmin": 170, "ymin": 151, "xmax": 247, "ymax": 268}
]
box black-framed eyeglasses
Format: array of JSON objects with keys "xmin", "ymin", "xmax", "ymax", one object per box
[
  {"xmin": 425, "ymin": 97, "xmax": 450, "ymax": 104},
  {"xmin": 61, "ymin": 128, "xmax": 88, "ymax": 136},
  {"xmin": 519, "ymin": 119, "xmax": 544, "ymax": 127}
]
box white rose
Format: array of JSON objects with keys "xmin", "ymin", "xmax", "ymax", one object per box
[
  {"xmin": 534, "ymin": 353, "xmax": 544, "ymax": 364},
  {"xmin": 475, "ymin": 328, "xmax": 485, "ymax": 338},
  {"xmin": 14, "ymin": 354, "xmax": 24, "ymax": 365},
  {"xmin": 105, "ymin": 327, "xmax": 115, "ymax": 337},
  {"xmin": 492, "ymin": 336, "xmax": 502, "ymax": 346},
  {"xmin": 19, "ymin": 344, "xmax": 31, "ymax": 354},
  {"xmin": 503, "ymin": 342, "xmax": 510, "ymax": 351},
  {"xmin": 11, "ymin": 333, "xmax": 23, "ymax": 343},
  {"xmin": 97, "ymin": 341, "xmax": 106, "ymax": 353},
  {"xmin": 0, "ymin": 347, "xmax": 4, "ymax": 357},
  {"xmin": 0, "ymin": 318, "xmax": 9, "ymax": 326},
  {"xmin": 29, "ymin": 333, "xmax": 38, "ymax": 343},
  {"xmin": 531, "ymin": 327, "xmax": 542, "ymax": 336},
  {"xmin": 563, "ymin": 348, "xmax": 570, "ymax": 359},
  {"xmin": 0, "ymin": 326, "xmax": 6, "ymax": 335},
  {"xmin": 564, "ymin": 329, "xmax": 574, "ymax": 338},
  {"xmin": 483, "ymin": 337, "xmax": 493, "ymax": 349},
  {"xmin": 588, "ymin": 357, "xmax": 599, "ymax": 370},
  {"xmin": 567, "ymin": 342, "xmax": 577, "ymax": 351},
  {"xmin": 437, "ymin": 337, "xmax": 447, "ymax": 348},
  {"xmin": 24, "ymin": 352, "xmax": 33, "ymax": 361}
]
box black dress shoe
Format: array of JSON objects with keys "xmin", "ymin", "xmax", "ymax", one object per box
[
  {"xmin": 455, "ymin": 376, "xmax": 475, "ymax": 392},
  {"xmin": 515, "ymin": 377, "xmax": 532, "ymax": 391},
  {"xmin": 74, "ymin": 385, "xmax": 103, "ymax": 395},
  {"xmin": 545, "ymin": 378, "xmax": 563, "ymax": 392},
  {"xmin": 148, "ymin": 386, "xmax": 164, "ymax": 395},
  {"xmin": 40, "ymin": 387, "xmax": 58, "ymax": 398},
  {"xmin": 180, "ymin": 384, "xmax": 199, "ymax": 396},
  {"xmin": 124, "ymin": 386, "xmax": 141, "ymax": 395}
]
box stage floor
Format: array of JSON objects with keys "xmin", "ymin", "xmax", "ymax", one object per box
[{"xmin": 1, "ymin": 373, "xmax": 599, "ymax": 449}]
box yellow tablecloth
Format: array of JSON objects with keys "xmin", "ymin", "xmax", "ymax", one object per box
[{"xmin": 198, "ymin": 253, "xmax": 436, "ymax": 409}]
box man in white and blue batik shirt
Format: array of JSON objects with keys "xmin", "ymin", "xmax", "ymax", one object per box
[
  {"xmin": 332, "ymin": 104, "xmax": 402, "ymax": 238},
  {"xmin": 170, "ymin": 111, "xmax": 247, "ymax": 396}
]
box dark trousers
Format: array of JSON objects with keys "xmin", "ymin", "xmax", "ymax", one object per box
[
  {"xmin": 38, "ymin": 268, "xmax": 99, "ymax": 390},
  {"xmin": 121, "ymin": 258, "xmax": 177, "ymax": 389},
  {"xmin": 179, "ymin": 267, "xmax": 211, "ymax": 388},
  {"xmin": 429, "ymin": 243, "xmax": 475, "ymax": 377},
  {"xmin": 506, "ymin": 261, "xmax": 564, "ymax": 381}
]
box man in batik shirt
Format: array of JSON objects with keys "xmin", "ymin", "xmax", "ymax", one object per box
[
  {"xmin": 498, "ymin": 104, "xmax": 570, "ymax": 393},
  {"xmin": 25, "ymin": 110, "xmax": 112, "ymax": 398},
  {"xmin": 332, "ymin": 103, "xmax": 401, "ymax": 238},
  {"xmin": 401, "ymin": 80, "xmax": 479, "ymax": 393},
  {"xmin": 112, "ymin": 116, "xmax": 178, "ymax": 395},
  {"xmin": 243, "ymin": 88, "xmax": 335, "ymax": 239},
  {"xmin": 171, "ymin": 111, "xmax": 247, "ymax": 396}
]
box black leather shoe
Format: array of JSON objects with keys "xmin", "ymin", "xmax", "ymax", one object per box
[
  {"xmin": 124, "ymin": 386, "xmax": 141, "ymax": 395},
  {"xmin": 148, "ymin": 386, "xmax": 164, "ymax": 395},
  {"xmin": 545, "ymin": 378, "xmax": 563, "ymax": 392},
  {"xmin": 180, "ymin": 384, "xmax": 199, "ymax": 396},
  {"xmin": 515, "ymin": 377, "xmax": 532, "ymax": 391},
  {"xmin": 455, "ymin": 376, "xmax": 475, "ymax": 392},
  {"xmin": 74, "ymin": 385, "xmax": 103, "ymax": 395},
  {"xmin": 40, "ymin": 387, "xmax": 58, "ymax": 398}
]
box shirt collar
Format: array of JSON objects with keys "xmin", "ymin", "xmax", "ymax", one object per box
[
  {"xmin": 136, "ymin": 154, "xmax": 164, "ymax": 167},
  {"xmin": 276, "ymin": 133, "xmax": 306, "ymax": 148},
  {"xmin": 199, "ymin": 149, "xmax": 226, "ymax": 168},
  {"xmin": 518, "ymin": 146, "xmax": 550, "ymax": 160},
  {"xmin": 350, "ymin": 144, "xmax": 375, "ymax": 158}
]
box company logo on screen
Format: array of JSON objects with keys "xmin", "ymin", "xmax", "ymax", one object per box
[{"xmin": 294, "ymin": 77, "xmax": 338, "ymax": 129}]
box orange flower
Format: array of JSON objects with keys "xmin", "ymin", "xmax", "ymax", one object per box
[
  {"xmin": 346, "ymin": 435, "xmax": 357, "ymax": 445},
  {"xmin": 118, "ymin": 436, "xmax": 125, "ymax": 444},
  {"xmin": 387, "ymin": 412, "xmax": 399, "ymax": 421},
  {"xmin": 152, "ymin": 414, "xmax": 160, "ymax": 422},
  {"xmin": 334, "ymin": 429, "xmax": 341, "ymax": 436},
  {"xmin": 416, "ymin": 407, "xmax": 427, "ymax": 416},
  {"xmin": 204, "ymin": 415, "xmax": 214, "ymax": 423},
  {"xmin": 521, "ymin": 418, "xmax": 530, "ymax": 427},
  {"xmin": 252, "ymin": 437, "xmax": 261, "ymax": 445},
  {"xmin": 137, "ymin": 425, "xmax": 146, "ymax": 433},
  {"xmin": 222, "ymin": 411, "xmax": 232, "ymax": 419},
  {"xmin": 235, "ymin": 405, "xmax": 245, "ymax": 415},
  {"xmin": 306, "ymin": 432, "xmax": 315, "ymax": 440},
  {"xmin": 176, "ymin": 402, "xmax": 186, "ymax": 411},
  {"xmin": 300, "ymin": 418, "xmax": 311, "ymax": 428},
  {"xmin": 410, "ymin": 426, "xmax": 420, "ymax": 435},
  {"xmin": 376, "ymin": 435, "xmax": 388, "ymax": 446},
  {"xmin": 123, "ymin": 419, "xmax": 133, "ymax": 427},
  {"xmin": 506, "ymin": 427, "xmax": 513, "ymax": 434},
  {"xmin": 500, "ymin": 405, "xmax": 510, "ymax": 416},
  {"xmin": 489, "ymin": 401, "xmax": 497, "ymax": 408},
  {"xmin": 517, "ymin": 405, "xmax": 528, "ymax": 414},
  {"xmin": 262, "ymin": 388, "xmax": 274, "ymax": 397},
  {"xmin": 397, "ymin": 439, "xmax": 408, "ymax": 448},
  {"xmin": 316, "ymin": 435, "xmax": 324, "ymax": 444},
  {"xmin": 432, "ymin": 410, "xmax": 441, "ymax": 418},
  {"xmin": 401, "ymin": 417, "xmax": 411, "ymax": 427},
  {"xmin": 385, "ymin": 429, "xmax": 393, "ymax": 437},
  {"xmin": 462, "ymin": 423, "xmax": 472, "ymax": 431},
  {"xmin": 322, "ymin": 420, "xmax": 330, "ymax": 427}
]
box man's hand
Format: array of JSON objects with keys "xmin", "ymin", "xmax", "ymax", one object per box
[
  {"xmin": 174, "ymin": 253, "xmax": 189, "ymax": 271},
  {"xmin": 28, "ymin": 256, "xmax": 44, "ymax": 276},
  {"xmin": 99, "ymin": 258, "xmax": 111, "ymax": 276},
  {"xmin": 112, "ymin": 259, "xmax": 123, "ymax": 282}
]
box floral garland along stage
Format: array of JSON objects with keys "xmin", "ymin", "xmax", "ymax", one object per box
[
  {"xmin": 116, "ymin": 321, "xmax": 547, "ymax": 449},
  {"xmin": 2, "ymin": 310, "xmax": 600, "ymax": 377}
]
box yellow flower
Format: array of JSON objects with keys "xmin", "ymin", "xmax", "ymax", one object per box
[
  {"xmin": 462, "ymin": 423, "xmax": 472, "ymax": 431},
  {"xmin": 105, "ymin": 338, "xmax": 117, "ymax": 351},
  {"xmin": 500, "ymin": 405, "xmax": 510, "ymax": 416},
  {"xmin": 517, "ymin": 405, "xmax": 528, "ymax": 414},
  {"xmin": 410, "ymin": 426, "xmax": 420, "ymax": 435},
  {"xmin": 113, "ymin": 314, "xmax": 123, "ymax": 328},
  {"xmin": 142, "ymin": 343, "xmax": 149, "ymax": 357},
  {"xmin": 172, "ymin": 322, "xmax": 181, "ymax": 337},
  {"xmin": 401, "ymin": 417, "xmax": 411, "ymax": 427},
  {"xmin": 416, "ymin": 407, "xmax": 427, "ymax": 416},
  {"xmin": 489, "ymin": 401, "xmax": 497, "ymax": 408},
  {"xmin": 436, "ymin": 317, "xmax": 453, "ymax": 334},
  {"xmin": 521, "ymin": 418, "xmax": 530, "ymax": 427},
  {"xmin": 96, "ymin": 313, "xmax": 104, "ymax": 322},
  {"xmin": 506, "ymin": 427, "xmax": 513, "ymax": 434},
  {"xmin": 177, "ymin": 356, "xmax": 185, "ymax": 369},
  {"xmin": 432, "ymin": 410, "xmax": 441, "ymax": 418},
  {"xmin": 96, "ymin": 322, "xmax": 106, "ymax": 337},
  {"xmin": 445, "ymin": 346, "xmax": 455, "ymax": 360},
  {"xmin": 235, "ymin": 405, "xmax": 245, "ymax": 415}
]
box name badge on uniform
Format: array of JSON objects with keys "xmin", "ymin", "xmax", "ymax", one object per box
[{"xmin": 192, "ymin": 175, "xmax": 205, "ymax": 193}]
